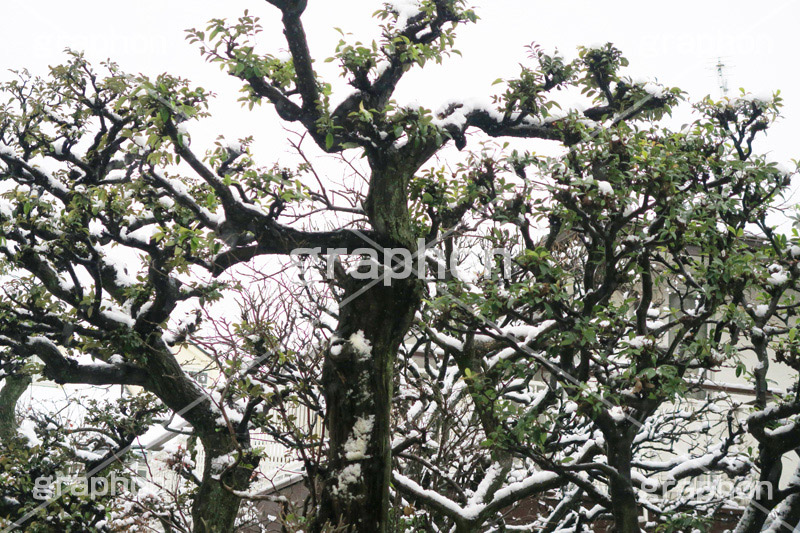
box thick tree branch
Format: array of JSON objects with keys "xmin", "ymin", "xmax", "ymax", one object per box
[{"xmin": 25, "ymin": 336, "xmax": 149, "ymax": 386}]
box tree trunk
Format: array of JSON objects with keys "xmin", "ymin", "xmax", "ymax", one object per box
[
  {"xmin": 0, "ymin": 374, "xmax": 31, "ymax": 442},
  {"xmin": 191, "ymin": 433, "xmax": 255, "ymax": 533},
  {"xmin": 733, "ymin": 448, "xmax": 781, "ymax": 533},
  {"xmin": 317, "ymin": 155, "xmax": 424, "ymax": 532},
  {"xmin": 318, "ymin": 277, "xmax": 421, "ymax": 532},
  {"xmin": 606, "ymin": 433, "xmax": 641, "ymax": 533},
  {"xmin": 192, "ymin": 482, "xmax": 241, "ymax": 533},
  {"xmin": 139, "ymin": 340, "xmax": 256, "ymax": 533}
]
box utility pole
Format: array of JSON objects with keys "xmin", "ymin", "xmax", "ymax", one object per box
[{"xmin": 715, "ymin": 57, "xmax": 729, "ymax": 97}]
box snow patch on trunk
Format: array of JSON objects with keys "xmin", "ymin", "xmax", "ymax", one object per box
[
  {"xmin": 344, "ymin": 415, "xmax": 375, "ymax": 460},
  {"xmin": 332, "ymin": 464, "xmax": 362, "ymax": 497},
  {"xmin": 349, "ymin": 330, "xmax": 372, "ymax": 359}
]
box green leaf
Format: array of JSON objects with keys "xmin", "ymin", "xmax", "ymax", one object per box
[{"xmin": 640, "ymin": 368, "xmax": 657, "ymax": 380}]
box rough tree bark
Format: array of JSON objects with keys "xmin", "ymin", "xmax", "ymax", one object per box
[
  {"xmin": 317, "ymin": 154, "xmax": 426, "ymax": 532},
  {"xmin": 319, "ymin": 277, "xmax": 421, "ymax": 531},
  {"xmin": 0, "ymin": 1, "xmax": 696, "ymax": 530},
  {"xmin": 606, "ymin": 430, "xmax": 641, "ymax": 533},
  {"xmin": 0, "ymin": 374, "xmax": 31, "ymax": 442}
]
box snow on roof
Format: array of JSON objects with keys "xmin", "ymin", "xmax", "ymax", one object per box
[{"xmin": 132, "ymin": 417, "xmax": 191, "ymax": 451}]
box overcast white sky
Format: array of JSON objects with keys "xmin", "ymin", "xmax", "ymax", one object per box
[
  {"xmin": 1, "ymin": 0, "xmax": 798, "ymax": 189},
  {"xmin": 2, "ymin": 1, "xmax": 799, "ymax": 362}
]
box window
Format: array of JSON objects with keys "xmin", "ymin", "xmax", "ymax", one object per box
[
  {"xmin": 669, "ymin": 292, "xmax": 710, "ymax": 400},
  {"xmin": 189, "ymin": 370, "xmax": 207, "ymax": 385},
  {"xmin": 669, "ymin": 292, "xmax": 708, "ymax": 341}
]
